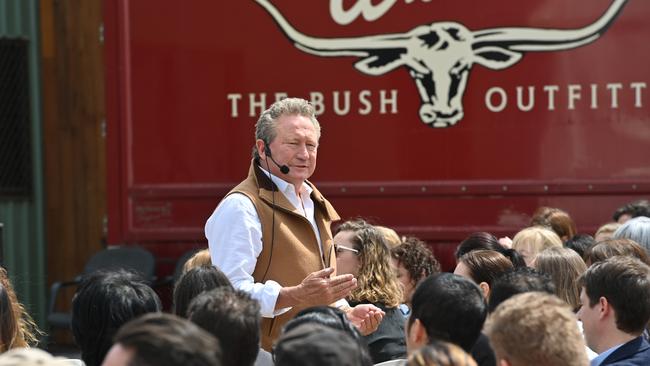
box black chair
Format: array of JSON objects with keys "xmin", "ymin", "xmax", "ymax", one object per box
[
  {"xmin": 47, "ymin": 246, "xmax": 156, "ymax": 334},
  {"xmin": 156, "ymin": 249, "xmax": 201, "ymax": 288}
]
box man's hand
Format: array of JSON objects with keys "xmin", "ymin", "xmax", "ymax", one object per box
[
  {"xmin": 276, "ymin": 267, "xmax": 357, "ymax": 309},
  {"xmin": 346, "ymin": 304, "xmax": 384, "ymax": 335}
]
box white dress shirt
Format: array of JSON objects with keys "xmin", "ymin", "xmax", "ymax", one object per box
[{"xmin": 205, "ymin": 167, "xmax": 322, "ymax": 318}]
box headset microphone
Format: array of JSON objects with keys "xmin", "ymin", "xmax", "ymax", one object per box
[{"xmin": 264, "ymin": 144, "xmax": 290, "ymax": 174}]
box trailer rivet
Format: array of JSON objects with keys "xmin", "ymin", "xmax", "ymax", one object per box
[
  {"xmin": 461, "ymin": 186, "xmax": 467, "ymax": 192},
  {"xmin": 421, "ymin": 187, "xmax": 427, "ymax": 192},
  {"xmin": 379, "ymin": 187, "xmax": 385, "ymax": 193},
  {"xmin": 502, "ymin": 186, "xmax": 508, "ymax": 191},
  {"xmin": 341, "ymin": 187, "xmax": 347, "ymax": 193},
  {"xmin": 632, "ymin": 184, "xmax": 638, "ymax": 190},
  {"xmin": 588, "ymin": 185, "xmax": 593, "ymax": 190},
  {"xmin": 543, "ymin": 185, "xmax": 549, "ymax": 191}
]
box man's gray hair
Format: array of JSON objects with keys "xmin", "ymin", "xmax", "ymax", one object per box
[
  {"xmin": 252, "ymin": 98, "xmax": 321, "ymax": 160},
  {"xmin": 614, "ymin": 216, "xmax": 650, "ymax": 255}
]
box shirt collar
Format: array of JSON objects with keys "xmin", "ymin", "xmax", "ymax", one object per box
[
  {"xmin": 591, "ymin": 343, "xmax": 624, "ymax": 366},
  {"xmin": 258, "ymin": 165, "xmax": 312, "ymax": 197}
]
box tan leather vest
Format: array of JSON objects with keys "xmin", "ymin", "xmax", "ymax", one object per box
[{"xmin": 226, "ymin": 162, "xmax": 340, "ymax": 350}]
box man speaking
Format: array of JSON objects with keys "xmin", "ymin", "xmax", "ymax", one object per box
[{"xmin": 206, "ymin": 98, "xmax": 382, "ymax": 350}]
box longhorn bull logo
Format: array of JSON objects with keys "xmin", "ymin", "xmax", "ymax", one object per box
[{"xmin": 255, "ymin": 0, "xmax": 628, "ymax": 127}]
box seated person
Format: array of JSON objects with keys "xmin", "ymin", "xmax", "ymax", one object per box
[
  {"xmin": 577, "ymin": 257, "xmax": 650, "ymax": 365},
  {"xmin": 334, "ymin": 220, "xmax": 406, "ymax": 363},
  {"xmin": 390, "ymin": 237, "xmax": 441, "ymax": 312},
  {"xmin": 486, "ymin": 292, "xmax": 588, "ymax": 366}
]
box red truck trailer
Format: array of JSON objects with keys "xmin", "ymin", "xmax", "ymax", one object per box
[{"xmin": 104, "ymin": 0, "xmax": 649, "ymax": 271}]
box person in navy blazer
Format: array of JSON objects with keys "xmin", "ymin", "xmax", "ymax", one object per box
[{"xmin": 577, "ymin": 256, "xmax": 650, "ymax": 366}]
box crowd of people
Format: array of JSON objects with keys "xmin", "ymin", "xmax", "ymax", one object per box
[{"xmin": 1, "ymin": 98, "xmax": 650, "ymax": 365}]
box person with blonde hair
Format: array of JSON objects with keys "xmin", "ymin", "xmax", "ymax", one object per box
[
  {"xmin": 377, "ymin": 225, "xmax": 402, "ymax": 249},
  {"xmin": 335, "ymin": 219, "xmax": 405, "ymax": 363},
  {"xmin": 0, "ymin": 267, "xmax": 41, "ymax": 352},
  {"xmin": 594, "ymin": 222, "xmax": 621, "ymax": 242},
  {"xmin": 0, "ymin": 348, "xmax": 72, "ymax": 366},
  {"xmin": 533, "ymin": 247, "xmax": 586, "ymax": 312},
  {"xmin": 182, "ymin": 249, "xmax": 212, "ymax": 273},
  {"xmin": 407, "ymin": 341, "xmax": 477, "ymax": 366},
  {"xmin": 511, "ymin": 226, "xmax": 562, "ymax": 266},
  {"xmin": 486, "ymin": 292, "xmax": 589, "ymax": 366}
]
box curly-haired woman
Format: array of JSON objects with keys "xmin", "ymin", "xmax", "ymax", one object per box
[
  {"xmin": 391, "ymin": 237, "xmax": 441, "ymax": 307},
  {"xmin": 334, "ymin": 219, "xmax": 406, "ymax": 364}
]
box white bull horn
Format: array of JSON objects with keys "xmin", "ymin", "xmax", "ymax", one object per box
[
  {"xmin": 472, "ymin": 0, "xmax": 628, "ymax": 52},
  {"xmin": 255, "ymin": 0, "xmax": 409, "ymax": 57}
]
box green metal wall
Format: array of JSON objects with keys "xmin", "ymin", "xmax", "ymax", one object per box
[{"xmin": 0, "ymin": 0, "xmax": 47, "ymax": 328}]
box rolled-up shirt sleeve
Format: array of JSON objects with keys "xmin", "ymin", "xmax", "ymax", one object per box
[{"xmin": 205, "ymin": 193, "xmax": 291, "ymax": 318}]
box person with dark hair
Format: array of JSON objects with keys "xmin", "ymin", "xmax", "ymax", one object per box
[
  {"xmin": 273, "ymin": 323, "xmax": 369, "ymax": 366},
  {"xmin": 406, "ymin": 273, "xmax": 487, "ymax": 354},
  {"xmin": 283, "ymin": 306, "xmax": 364, "ymax": 342},
  {"xmin": 455, "ymin": 233, "xmax": 525, "ymax": 268},
  {"xmin": 391, "ymin": 237, "xmax": 441, "ymax": 307},
  {"xmin": 187, "ymin": 288, "xmax": 262, "ymax": 366},
  {"xmin": 453, "ymin": 250, "xmax": 513, "ymax": 366},
  {"xmin": 564, "ymin": 234, "xmax": 595, "ymax": 259},
  {"xmin": 577, "ymin": 256, "xmax": 650, "ymax": 365},
  {"xmin": 71, "ymin": 270, "xmax": 162, "ymax": 366},
  {"xmin": 173, "ymin": 265, "xmax": 233, "ymax": 317},
  {"xmin": 454, "ymin": 250, "xmax": 513, "ymax": 299},
  {"xmin": 282, "ymin": 306, "xmax": 373, "ymax": 365},
  {"xmin": 612, "ymin": 199, "xmax": 650, "ymax": 224},
  {"xmin": 455, "ymin": 232, "xmax": 502, "ymax": 259},
  {"xmin": 102, "ymin": 313, "xmax": 222, "ymax": 366},
  {"xmin": 487, "ymin": 267, "xmax": 555, "ymax": 313}
]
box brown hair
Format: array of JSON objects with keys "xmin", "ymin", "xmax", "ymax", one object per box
[
  {"xmin": 579, "ymin": 256, "xmax": 650, "ymax": 334},
  {"xmin": 407, "ymin": 341, "xmax": 477, "ymax": 366},
  {"xmin": 534, "ymin": 247, "xmax": 587, "ymax": 311},
  {"xmin": 530, "ymin": 207, "xmax": 577, "ymax": 241},
  {"xmin": 486, "ymin": 292, "xmax": 588, "ymax": 366},
  {"xmin": 594, "ymin": 222, "xmax": 621, "ymax": 242},
  {"xmin": 583, "ymin": 238, "xmax": 650, "ymax": 266},
  {"xmin": 391, "ymin": 237, "xmax": 441, "ymax": 286},
  {"xmin": 0, "ymin": 267, "xmax": 41, "ymax": 351},
  {"xmin": 458, "ymin": 250, "xmax": 513, "ymax": 287}
]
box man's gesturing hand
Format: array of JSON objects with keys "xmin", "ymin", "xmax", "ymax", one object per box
[{"xmin": 276, "ymin": 267, "xmax": 357, "ymax": 309}]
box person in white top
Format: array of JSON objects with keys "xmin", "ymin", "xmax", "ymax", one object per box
[{"xmin": 205, "ymin": 98, "xmax": 383, "ymax": 349}]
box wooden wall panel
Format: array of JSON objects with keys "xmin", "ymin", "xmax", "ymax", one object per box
[{"xmin": 40, "ymin": 0, "xmax": 105, "ymax": 330}]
